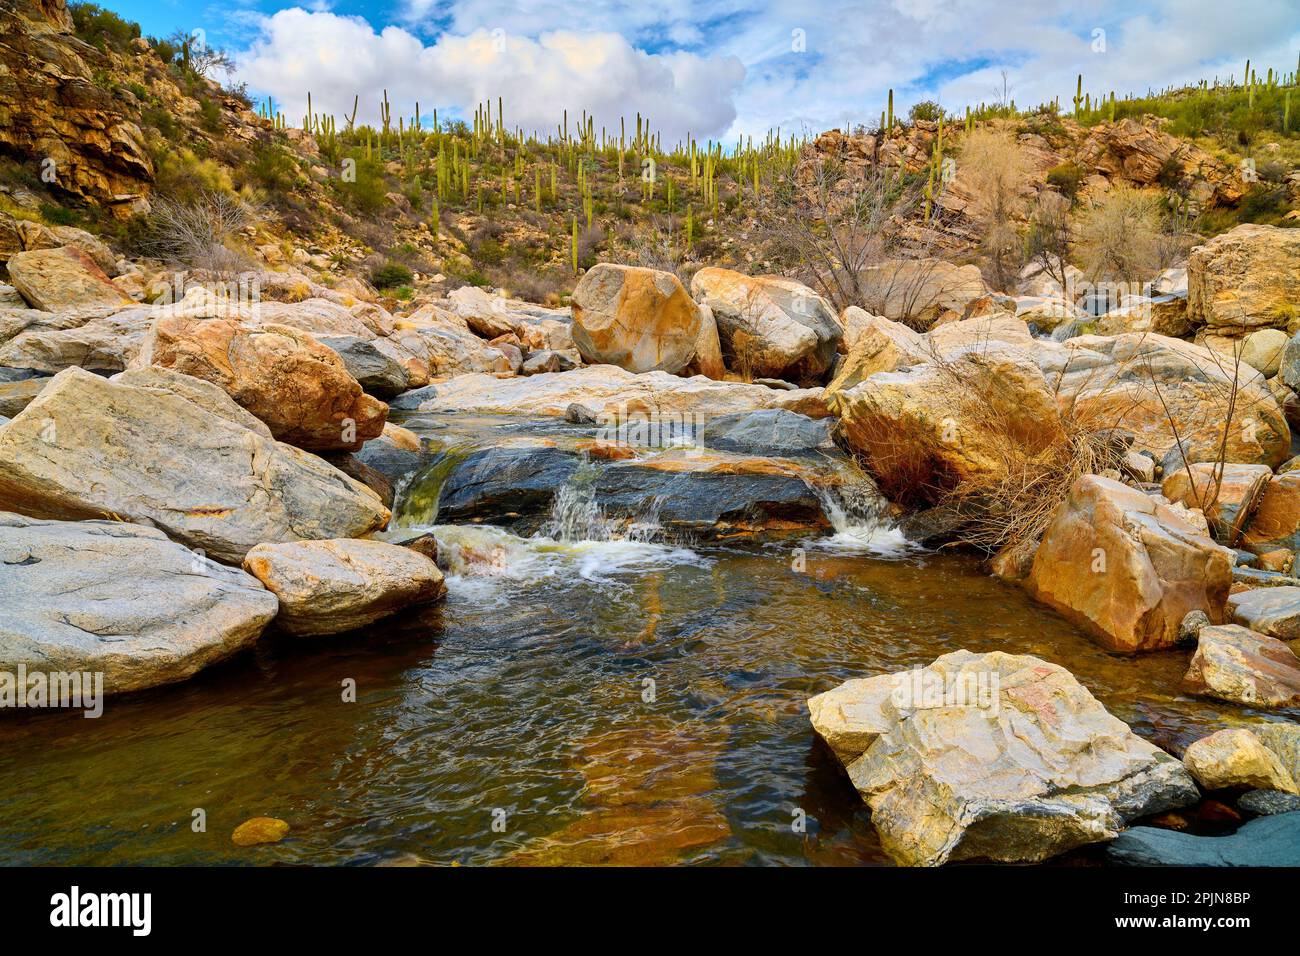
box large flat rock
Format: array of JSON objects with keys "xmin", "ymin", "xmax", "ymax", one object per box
[
  {"xmin": 0, "ymin": 512, "xmax": 277, "ymax": 696},
  {"xmin": 808, "ymin": 650, "xmax": 1197, "ymax": 866},
  {"xmin": 242, "ymin": 539, "xmax": 446, "ymax": 636},
  {"xmin": 0, "ymin": 366, "xmax": 390, "ymax": 563},
  {"xmin": 390, "ymin": 365, "xmax": 830, "ymax": 419}
]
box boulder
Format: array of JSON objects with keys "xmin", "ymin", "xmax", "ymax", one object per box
[
  {"xmin": 314, "ymin": 334, "xmax": 421, "ymax": 399},
  {"xmin": 1107, "ymin": 812, "xmax": 1300, "ymax": 866},
  {"xmin": 1044, "ymin": 333, "xmax": 1290, "ymax": 469},
  {"xmin": 570, "ymin": 264, "xmax": 701, "ymax": 374},
  {"xmin": 1241, "ymin": 328, "xmax": 1289, "ymax": 376},
  {"xmin": 826, "ymin": 308, "xmax": 927, "ymax": 398},
  {"xmin": 1182, "ymin": 624, "xmax": 1300, "ymax": 709},
  {"xmin": 834, "ymin": 345, "xmax": 1065, "ymax": 506},
  {"xmin": 0, "ymin": 512, "xmax": 277, "ymax": 695},
  {"xmin": 689, "ymin": 268, "xmax": 841, "ymax": 382},
  {"xmin": 6, "ymin": 247, "xmax": 133, "ymax": 313},
  {"xmin": 1228, "ymin": 587, "xmax": 1300, "ymax": 640},
  {"xmin": 242, "ymin": 539, "xmax": 446, "ymax": 636},
  {"xmin": 1241, "ymin": 473, "xmax": 1300, "ymax": 558},
  {"xmin": 1238, "ymin": 790, "xmax": 1300, "ymax": 816},
  {"xmin": 138, "ymin": 314, "xmax": 387, "ymax": 452},
  {"xmin": 445, "ymin": 286, "xmax": 573, "ymax": 351},
  {"xmin": 0, "ymin": 375, "xmax": 45, "ymax": 418},
  {"xmin": 858, "ymin": 258, "xmax": 990, "ymax": 327},
  {"xmin": 0, "ymin": 304, "xmax": 153, "ymax": 373},
  {"xmin": 1160, "ymin": 463, "xmax": 1272, "ymax": 547},
  {"xmin": 1188, "ymin": 224, "xmax": 1300, "ymax": 335},
  {"xmin": 701, "ymin": 409, "xmax": 834, "ymax": 456},
  {"xmin": 684, "ymin": 304, "xmax": 725, "ymax": 380},
  {"xmin": 432, "ymin": 442, "xmax": 837, "ymax": 538},
  {"xmin": 520, "ymin": 349, "xmax": 580, "ymax": 376},
  {"xmin": 390, "ymin": 365, "xmax": 830, "ymax": 419},
  {"xmin": 1027, "ymin": 475, "xmax": 1234, "ymax": 653},
  {"xmin": 0, "ymin": 367, "xmax": 389, "ymax": 563},
  {"xmin": 351, "ymin": 422, "xmax": 428, "ymax": 487},
  {"xmin": 807, "ymin": 650, "xmax": 1198, "ymax": 866},
  {"xmin": 1182, "ymin": 729, "xmax": 1298, "ymax": 794}
]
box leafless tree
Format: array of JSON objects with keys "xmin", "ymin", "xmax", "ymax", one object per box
[
  {"xmin": 760, "ymin": 157, "xmax": 955, "ymax": 326},
  {"xmin": 144, "ymin": 190, "xmax": 259, "ymax": 276}
]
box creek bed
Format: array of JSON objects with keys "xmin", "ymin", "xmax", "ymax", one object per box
[{"xmin": 0, "ymin": 413, "xmax": 1288, "ymax": 866}]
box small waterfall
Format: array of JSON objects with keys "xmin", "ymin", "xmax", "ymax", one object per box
[
  {"xmin": 539, "ymin": 473, "xmax": 612, "ymax": 542},
  {"xmin": 810, "ymin": 463, "xmax": 913, "ymax": 554},
  {"xmin": 393, "ymin": 445, "xmax": 471, "ymax": 528}
]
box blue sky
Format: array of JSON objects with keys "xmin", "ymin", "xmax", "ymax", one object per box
[{"xmin": 100, "ymin": 0, "xmax": 1300, "ymax": 142}]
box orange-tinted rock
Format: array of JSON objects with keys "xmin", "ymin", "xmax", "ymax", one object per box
[
  {"xmin": 1027, "ymin": 475, "xmax": 1234, "ymax": 653},
  {"xmin": 6, "ymin": 247, "xmax": 132, "ymax": 312},
  {"xmin": 1182, "ymin": 624, "xmax": 1300, "ymax": 709},
  {"xmin": 231, "ymin": 817, "xmax": 290, "ymax": 846},
  {"xmin": 571, "ymin": 264, "xmax": 701, "ymax": 374},
  {"xmin": 140, "ymin": 315, "xmax": 387, "ymax": 452},
  {"xmin": 835, "ymin": 345, "xmax": 1065, "ymax": 506},
  {"xmin": 1242, "ymin": 473, "xmax": 1300, "ymax": 557},
  {"xmin": 1160, "ymin": 463, "xmax": 1273, "ymax": 547}
]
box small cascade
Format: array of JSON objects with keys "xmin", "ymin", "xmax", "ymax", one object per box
[
  {"xmin": 392, "ymin": 444, "xmax": 472, "ymax": 528},
  {"xmin": 810, "ymin": 464, "xmax": 914, "ymax": 555},
  {"xmin": 539, "ymin": 476, "xmax": 612, "ymax": 543}
]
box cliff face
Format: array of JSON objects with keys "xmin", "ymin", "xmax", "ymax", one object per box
[{"xmin": 0, "ymin": 0, "xmax": 153, "ymax": 215}]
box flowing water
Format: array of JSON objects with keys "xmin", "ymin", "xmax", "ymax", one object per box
[{"xmin": 0, "ymin": 413, "xmax": 1292, "ymax": 866}]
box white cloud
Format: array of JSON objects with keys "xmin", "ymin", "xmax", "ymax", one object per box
[
  {"xmin": 234, "ymin": 9, "xmax": 745, "ymax": 143},
  {"xmin": 232, "ymin": 2, "xmax": 1300, "ymax": 144}
]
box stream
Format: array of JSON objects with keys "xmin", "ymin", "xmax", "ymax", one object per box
[{"xmin": 0, "ymin": 412, "xmax": 1283, "ymax": 866}]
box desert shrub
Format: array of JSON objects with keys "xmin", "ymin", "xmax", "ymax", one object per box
[
  {"xmin": 960, "ymin": 127, "xmax": 1035, "ymax": 291},
  {"xmin": 39, "ymin": 203, "xmax": 79, "ymax": 227},
  {"xmin": 69, "ymin": 2, "xmax": 140, "ymax": 52},
  {"xmin": 1045, "ymin": 161, "xmax": 1085, "ymax": 202},
  {"xmin": 1075, "ymin": 185, "xmax": 1167, "ymax": 283},
  {"xmin": 152, "ymin": 147, "xmax": 234, "ymax": 205},
  {"xmin": 1239, "ymin": 183, "xmax": 1290, "ymax": 223},
  {"xmin": 336, "ymin": 153, "xmax": 388, "ymax": 214},
  {"xmin": 237, "ymin": 141, "xmax": 298, "ymax": 195},
  {"xmin": 909, "ymin": 101, "xmax": 944, "ymax": 123},
  {"xmin": 370, "ymin": 262, "xmax": 413, "ymax": 289},
  {"xmin": 759, "ymin": 159, "xmax": 928, "ymax": 313},
  {"xmin": 143, "ymin": 191, "xmax": 258, "ymax": 274}
]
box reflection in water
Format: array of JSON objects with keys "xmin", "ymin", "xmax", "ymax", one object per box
[{"xmin": 1, "ymin": 522, "xmax": 1287, "ymax": 866}]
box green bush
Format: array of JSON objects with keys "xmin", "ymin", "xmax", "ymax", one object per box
[
  {"xmin": 69, "ymin": 2, "xmax": 140, "ymax": 52},
  {"xmin": 370, "ymin": 262, "xmax": 413, "ymax": 289},
  {"xmin": 909, "ymin": 101, "xmax": 944, "ymax": 123},
  {"xmin": 1045, "ymin": 161, "xmax": 1085, "ymax": 201}
]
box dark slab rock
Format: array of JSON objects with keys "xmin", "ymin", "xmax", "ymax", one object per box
[
  {"xmin": 1107, "ymin": 811, "xmax": 1300, "ymax": 866},
  {"xmin": 702, "ymin": 409, "xmax": 834, "ymax": 456}
]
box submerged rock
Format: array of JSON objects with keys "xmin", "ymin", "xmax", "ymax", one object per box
[
  {"xmin": 0, "ymin": 366, "xmax": 390, "ymax": 563},
  {"xmin": 242, "ymin": 539, "xmax": 446, "ymax": 636},
  {"xmin": 0, "ymin": 513, "xmax": 277, "ymax": 696},
  {"xmin": 807, "ymin": 650, "xmax": 1197, "ymax": 866},
  {"xmin": 1107, "ymin": 811, "xmax": 1300, "ymax": 866},
  {"xmin": 1027, "ymin": 475, "xmax": 1234, "ymax": 653},
  {"xmin": 231, "ymin": 817, "xmax": 290, "ymax": 847}
]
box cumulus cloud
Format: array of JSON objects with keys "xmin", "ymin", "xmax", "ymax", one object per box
[
  {"xmin": 234, "ymin": 9, "xmax": 745, "ymax": 143},
  {"xmin": 231, "ymin": 1, "xmax": 1300, "ymax": 144}
]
